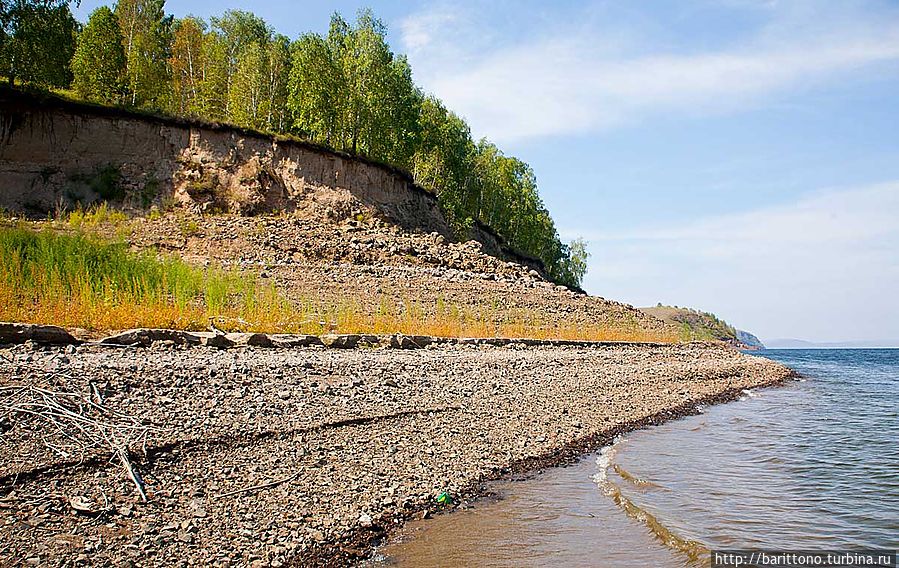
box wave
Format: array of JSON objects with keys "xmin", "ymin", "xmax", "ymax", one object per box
[
  {"xmin": 594, "ymin": 439, "xmax": 708, "ymax": 564},
  {"xmin": 613, "ymin": 463, "xmax": 662, "ymax": 489}
]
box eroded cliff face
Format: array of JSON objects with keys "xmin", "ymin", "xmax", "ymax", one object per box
[{"xmin": 0, "ymin": 90, "xmax": 451, "ymax": 237}]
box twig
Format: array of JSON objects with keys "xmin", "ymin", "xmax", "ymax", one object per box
[
  {"xmin": 115, "ymin": 446, "xmax": 147, "ymax": 501},
  {"xmin": 1, "ymin": 384, "xmax": 158, "ymax": 501},
  {"xmin": 215, "ymin": 471, "xmax": 302, "ymax": 499}
]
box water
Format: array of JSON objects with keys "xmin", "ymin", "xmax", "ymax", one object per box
[{"xmin": 379, "ymin": 349, "xmax": 899, "ymax": 567}]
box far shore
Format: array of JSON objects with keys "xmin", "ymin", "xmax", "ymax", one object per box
[{"xmin": 0, "ymin": 330, "xmax": 795, "ymax": 566}]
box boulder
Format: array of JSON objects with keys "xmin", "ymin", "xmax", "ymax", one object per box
[
  {"xmin": 225, "ymin": 332, "xmax": 273, "ymax": 347},
  {"xmin": 100, "ymin": 329, "xmax": 201, "ymax": 346},
  {"xmin": 0, "ymin": 322, "xmax": 79, "ymax": 345},
  {"xmin": 269, "ymin": 334, "xmax": 324, "ymax": 348}
]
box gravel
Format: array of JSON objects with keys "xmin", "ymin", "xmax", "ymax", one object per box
[{"xmin": 0, "ymin": 341, "xmax": 794, "ymax": 566}]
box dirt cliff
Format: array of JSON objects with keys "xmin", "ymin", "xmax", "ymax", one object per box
[{"xmin": 0, "ymin": 88, "xmax": 525, "ymax": 261}]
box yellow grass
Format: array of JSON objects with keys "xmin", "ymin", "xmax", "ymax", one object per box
[{"xmin": 0, "ymin": 224, "xmax": 678, "ymax": 343}]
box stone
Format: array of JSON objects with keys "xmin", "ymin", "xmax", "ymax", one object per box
[
  {"xmin": 100, "ymin": 329, "xmax": 201, "ymax": 347},
  {"xmin": 0, "ymin": 322, "xmax": 79, "ymax": 345},
  {"xmin": 357, "ymin": 513, "xmax": 372, "ymax": 528},
  {"xmin": 200, "ymin": 334, "xmax": 235, "ymax": 349},
  {"xmin": 225, "ymin": 333, "xmax": 273, "ymax": 348},
  {"xmin": 320, "ymin": 334, "xmax": 360, "ymax": 349}
]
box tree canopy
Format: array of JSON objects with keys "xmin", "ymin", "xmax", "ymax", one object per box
[
  {"xmin": 0, "ymin": 0, "xmax": 77, "ymax": 87},
  {"xmin": 72, "ymin": 6, "xmax": 126, "ymax": 103},
  {"xmin": 8, "ymin": 3, "xmax": 590, "ymax": 288}
]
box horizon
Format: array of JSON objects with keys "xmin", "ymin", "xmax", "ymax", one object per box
[{"xmin": 71, "ymin": 0, "xmax": 899, "ymax": 343}]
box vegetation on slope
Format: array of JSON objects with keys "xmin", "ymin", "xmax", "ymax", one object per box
[
  {"xmin": 0, "ymin": 221, "xmax": 672, "ymax": 342},
  {"xmin": 639, "ymin": 305, "xmax": 738, "ymax": 343},
  {"xmin": 1, "ymin": 1, "xmax": 589, "ymax": 288}
]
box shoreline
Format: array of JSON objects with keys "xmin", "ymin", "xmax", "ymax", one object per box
[
  {"xmin": 319, "ymin": 374, "xmax": 797, "ymax": 567},
  {"xmin": 0, "ymin": 333, "xmax": 795, "ymax": 567}
]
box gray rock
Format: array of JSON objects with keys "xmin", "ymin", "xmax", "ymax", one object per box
[{"xmin": 100, "ymin": 329, "xmax": 201, "ymax": 347}]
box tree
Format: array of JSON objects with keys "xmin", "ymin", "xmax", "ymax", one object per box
[
  {"xmin": 71, "ymin": 7, "xmax": 126, "ymax": 103},
  {"xmin": 169, "ymin": 16, "xmax": 205, "ymax": 115},
  {"xmin": 228, "ymin": 41, "xmax": 266, "ymax": 129},
  {"xmin": 263, "ymin": 34, "xmax": 291, "ymax": 131},
  {"xmin": 210, "ymin": 10, "xmax": 270, "ymax": 116},
  {"xmin": 559, "ymin": 238, "xmax": 590, "ymax": 288},
  {"xmin": 412, "ymin": 96, "xmax": 477, "ymax": 232},
  {"xmin": 288, "ymin": 31, "xmax": 344, "ymax": 143},
  {"xmin": 288, "ymin": 10, "xmax": 421, "ymax": 166},
  {"xmin": 0, "ymin": 0, "xmax": 77, "ymax": 87},
  {"xmin": 115, "ymin": 0, "xmax": 172, "ymax": 107}
]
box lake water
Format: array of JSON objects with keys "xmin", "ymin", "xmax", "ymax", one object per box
[{"xmin": 377, "ymin": 349, "xmax": 899, "ymax": 567}]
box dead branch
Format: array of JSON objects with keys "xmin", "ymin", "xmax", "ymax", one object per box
[{"xmin": 0, "ymin": 384, "xmax": 158, "ymax": 501}]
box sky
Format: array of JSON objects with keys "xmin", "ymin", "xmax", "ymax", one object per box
[{"xmin": 72, "ymin": 0, "xmax": 899, "ymax": 343}]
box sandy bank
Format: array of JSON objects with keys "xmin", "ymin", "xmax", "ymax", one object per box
[{"xmin": 0, "ymin": 340, "xmax": 794, "ymax": 566}]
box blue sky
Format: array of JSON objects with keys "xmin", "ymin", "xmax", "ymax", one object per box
[{"xmin": 73, "ymin": 1, "xmax": 899, "ymax": 343}]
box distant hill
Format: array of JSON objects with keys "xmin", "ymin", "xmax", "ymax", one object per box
[
  {"xmin": 736, "ymin": 330, "xmax": 765, "ymax": 349},
  {"xmin": 765, "ymin": 338, "xmax": 899, "ymax": 349},
  {"xmin": 639, "ymin": 306, "xmax": 764, "ymax": 349},
  {"xmin": 639, "ymin": 305, "xmax": 741, "ymax": 346}
]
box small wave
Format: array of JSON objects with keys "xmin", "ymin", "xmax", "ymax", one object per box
[
  {"xmin": 613, "ymin": 464, "xmax": 662, "ymax": 489},
  {"xmin": 605, "ymin": 482, "xmax": 709, "ymax": 563},
  {"xmin": 593, "ymin": 438, "xmax": 708, "ymax": 564},
  {"xmin": 592, "ymin": 436, "xmax": 622, "ymax": 489}
]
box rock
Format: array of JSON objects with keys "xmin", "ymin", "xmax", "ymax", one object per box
[
  {"xmin": 320, "ymin": 334, "xmax": 360, "ymax": 349},
  {"xmin": 358, "ymin": 513, "xmax": 372, "ymax": 527},
  {"xmin": 100, "ymin": 329, "xmax": 201, "ymax": 347},
  {"xmin": 269, "ymin": 334, "xmax": 323, "ymax": 348},
  {"xmin": 68, "ymin": 496, "xmax": 95, "ymax": 514},
  {"xmin": 198, "ymin": 333, "xmax": 235, "ymax": 349},
  {"xmin": 226, "ymin": 333, "xmax": 273, "ymax": 348},
  {"xmin": 0, "ymin": 322, "xmax": 79, "ymax": 345}
]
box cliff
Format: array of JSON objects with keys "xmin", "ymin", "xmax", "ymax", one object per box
[{"xmin": 0, "ymin": 87, "xmax": 545, "ymax": 271}]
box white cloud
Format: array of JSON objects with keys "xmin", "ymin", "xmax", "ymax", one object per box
[
  {"xmin": 397, "ymin": 8, "xmax": 459, "ymax": 53},
  {"xmin": 399, "ymin": 2, "xmax": 899, "ymax": 143},
  {"xmin": 577, "ymin": 182, "xmax": 899, "ymax": 342}
]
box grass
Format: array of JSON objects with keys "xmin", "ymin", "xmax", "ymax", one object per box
[
  {"xmin": 0, "ymin": 226, "xmax": 292, "ymax": 332},
  {"xmin": 64, "ymin": 202, "xmax": 129, "ymax": 231},
  {"xmin": 0, "ymin": 224, "xmax": 678, "ymax": 342}
]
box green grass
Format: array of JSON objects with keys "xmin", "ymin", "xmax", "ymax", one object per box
[{"xmin": 0, "ymin": 226, "xmax": 291, "ymax": 332}]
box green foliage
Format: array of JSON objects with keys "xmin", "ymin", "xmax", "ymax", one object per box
[
  {"xmin": 114, "ymin": 0, "xmax": 172, "ymax": 107},
  {"xmin": 90, "ymin": 164, "xmax": 124, "ymax": 200},
  {"xmin": 72, "ymin": 7, "xmax": 126, "ymax": 103},
  {"xmin": 555, "ymin": 238, "xmax": 590, "ymax": 289},
  {"xmin": 288, "ymin": 10, "xmax": 421, "ymax": 167},
  {"xmin": 0, "ymin": 0, "xmax": 77, "ymax": 87},
  {"xmin": 17, "ymin": 5, "xmax": 592, "ymax": 288}
]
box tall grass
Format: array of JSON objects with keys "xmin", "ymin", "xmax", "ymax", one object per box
[
  {"xmin": 0, "ymin": 225, "xmax": 678, "ymax": 342},
  {"xmin": 0, "ymin": 226, "xmax": 291, "ymax": 331}
]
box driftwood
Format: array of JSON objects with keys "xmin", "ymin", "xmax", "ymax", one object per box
[{"xmin": 0, "ymin": 385, "xmax": 157, "ymax": 500}]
